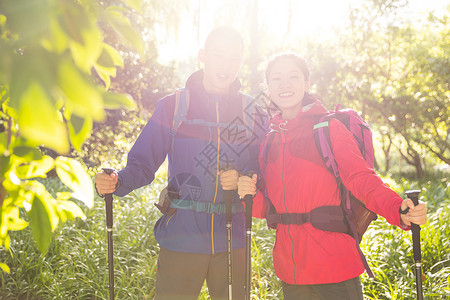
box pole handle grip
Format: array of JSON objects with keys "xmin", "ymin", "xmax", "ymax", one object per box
[
  {"xmin": 405, "ymin": 189, "xmax": 422, "ymax": 263},
  {"xmin": 405, "ymin": 189, "xmax": 420, "ymax": 206},
  {"xmin": 103, "ymin": 167, "xmax": 115, "ymax": 229},
  {"xmin": 241, "ymin": 171, "xmax": 256, "ymax": 230}
]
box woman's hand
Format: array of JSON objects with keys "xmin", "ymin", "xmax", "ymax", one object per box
[
  {"xmin": 238, "ymin": 174, "xmax": 257, "ymax": 198},
  {"xmin": 399, "ymin": 199, "xmax": 427, "ymax": 226}
]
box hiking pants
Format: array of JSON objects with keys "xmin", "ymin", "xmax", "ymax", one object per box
[
  {"xmin": 154, "ymin": 246, "xmax": 245, "ymax": 300},
  {"xmin": 282, "ymin": 277, "xmax": 364, "ymax": 300}
]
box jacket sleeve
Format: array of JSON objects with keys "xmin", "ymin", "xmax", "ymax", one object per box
[
  {"xmin": 114, "ymin": 96, "xmax": 174, "ymax": 197},
  {"xmin": 251, "ymin": 190, "xmax": 267, "ymax": 219},
  {"xmin": 329, "ymin": 119, "xmax": 404, "ymax": 228}
]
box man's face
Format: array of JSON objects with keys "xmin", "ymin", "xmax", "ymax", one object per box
[{"xmin": 199, "ymin": 37, "xmax": 243, "ymax": 95}]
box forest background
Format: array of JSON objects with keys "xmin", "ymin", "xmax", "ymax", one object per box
[{"xmin": 0, "ymin": 0, "xmax": 449, "ymax": 298}]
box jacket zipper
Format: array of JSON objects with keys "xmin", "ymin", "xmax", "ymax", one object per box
[
  {"xmin": 211, "ymin": 100, "xmax": 221, "ymax": 254},
  {"xmin": 281, "ymin": 127, "xmax": 297, "ymax": 284}
]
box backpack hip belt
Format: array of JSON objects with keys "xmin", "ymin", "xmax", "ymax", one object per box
[
  {"xmin": 266, "ymin": 205, "xmax": 348, "ymax": 234},
  {"xmin": 170, "ymin": 199, "xmax": 245, "ymax": 214}
]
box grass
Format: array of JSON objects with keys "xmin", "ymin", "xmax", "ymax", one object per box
[{"xmin": 0, "ymin": 174, "xmax": 449, "ymax": 299}]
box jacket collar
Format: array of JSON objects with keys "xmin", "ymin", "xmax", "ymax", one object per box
[{"xmin": 269, "ymin": 94, "xmax": 327, "ymax": 132}]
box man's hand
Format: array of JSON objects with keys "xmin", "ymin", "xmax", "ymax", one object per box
[
  {"xmin": 95, "ymin": 170, "xmax": 119, "ymax": 195},
  {"xmin": 219, "ymin": 169, "xmax": 239, "ymax": 190},
  {"xmin": 400, "ymin": 199, "xmax": 427, "ymax": 226}
]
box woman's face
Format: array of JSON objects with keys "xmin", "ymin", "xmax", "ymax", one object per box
[{"xmin": 267, "ymin": 57, "xmax": 310, "ymax": 118}]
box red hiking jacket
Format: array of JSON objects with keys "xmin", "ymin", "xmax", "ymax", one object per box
[{"xmin": 253, "ymin": 97, "xmax": 405, "ymax": 285}]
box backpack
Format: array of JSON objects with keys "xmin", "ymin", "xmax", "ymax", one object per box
[
  {"xmin": 155, "ymin": 88, "xmax": 261, "ymax": 215},
  {"xmin": 313, "ymin": 104, "xmax": 377, "ymax": 244},
  {"xmin": 259, "ymin": 104, "xmax": 377, "ymax": 277}
]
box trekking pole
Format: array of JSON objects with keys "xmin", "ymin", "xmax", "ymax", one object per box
[
  {"xmin": 102, "ymin": 167, "xmax": 115, "ymax": 300},
  {"xmin": 224, "ymin": 189, "xmax": 234, "ymax": 300},
  {"xmin": 242, "ymin": 172, "xmax": 256, "ymax": 300},
  {"xmin": 405, "ymin": 189, "xmax": 423, "ymax": 300}
]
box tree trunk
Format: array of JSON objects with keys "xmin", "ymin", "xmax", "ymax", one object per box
[
  {"xmin": 381, "ymin": 133, "xmax": 392, "ymax": 172},
  {"xmin": 413, "ymin": 154, "xmax": 424, "ymax": 178}
]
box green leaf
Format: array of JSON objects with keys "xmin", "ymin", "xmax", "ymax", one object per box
[
  {"xmin": 41, "ymin": 18, "xmax": 69, "ymax": 54},
  {"xmin": 55, "ymin": 157, "xmax": 93, "ymax": 208},
  {"xmin": 15, "ymin": 156, "xmax": 54, "ymax": 179},
  {"xmin": 0, "ymin": 132, "xmax": 7, "ymax": 154},
  {"xmin": 4, "ymin": 235, "xmax": 11, "ymax": 251},
  {"xmin": 97, "ymin": 44, "xmax": 117, "ymax": 68},
  {"xmin": 0, "ymin": 263, "xmax": 10, "ymax": 274},
  {"xmin": 1, "ymin": 206, "xmax": 28, "ymax": 232},
  {"xmin": 57, "ymin": 0, "xmax": 86, "ymax": 44},
  {"xmin": 5, "ymin": 0, "xmax": 50, "ymax": 44},
  {"xmin": 120, "ymin": 0, "xmax": 142, "ymax": 11},
  {"xmin": 93, "ymin": 43, "xmax": 124, "ymax": 89},
  {"xmin": 58, "ymin": 59, "xmax": 105, "ymax": 122},
  {"xmin": 103, "ymin": 91, "xmax": 136, "ymax": 110},
  {"xmin": 57, "ymin": 200, "xmax": 86, "ymax": 222},
  {"xmin": 29, "ymin": 195, "xmax": 53, "ymax": 253},
  {"xmin": 13, "ymin": 146, "xmax": 43, "ymax": 160},
  {"xmin": 58, "ymin": 0, "xmax": 103, "ymax": 72},
  {"xmin": 93, "ymin": 64, "xmax": 113, "ymax": 90},
  {"xmin": 102, "ymin": 43, "xmax": 124, "ymax": 68},
  {"xmin": 17, "ymin": 81, "xmax": 69, "ymax": 154},
  {"xmin": 106, "ymin": 8, "xmax": 144, "ymax": 55},
  {"xmin": 69, "ymin": 27, "xmax": 103, "ymax": 73},
  {"xmin": 68, "ymin": 114, "xmax": 92, "ymax": 151}
]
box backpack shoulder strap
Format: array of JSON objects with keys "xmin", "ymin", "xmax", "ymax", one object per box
[
  {"xmin": 313, "ymin": 113, "xmax": 340, "ymax": 178},
  {"xmin": 170, "ymin": 89, "xmax": 190, "ymax": 168},
  {"xmin": 172, "ymin": 88, "xmax": 190, "ymax": 136}
]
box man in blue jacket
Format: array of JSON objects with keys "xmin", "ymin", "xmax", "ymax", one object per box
[{"xmin": 95, "ymin": 26, "xmax": 267, "ymax": 300}]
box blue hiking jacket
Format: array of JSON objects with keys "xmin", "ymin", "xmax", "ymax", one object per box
[{"xmin": 115, "ymin": 70, "xmax": 268, "ymax": 254}]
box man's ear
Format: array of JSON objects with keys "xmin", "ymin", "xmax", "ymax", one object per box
[{"xmin": 198, "ymin": 49, "xmax": 205, "ymax": 63}]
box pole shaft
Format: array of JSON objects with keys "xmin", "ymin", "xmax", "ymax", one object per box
[
  {"xmin": 405, "ymin": 190, "xmax": 423, "ymax": 300},
  {"xmin": 244, "ymin": 195, "xmax": 253, "ymax": 300},
  {"xmin": 415, "ymin": 264, "xmax": 423, "ymax": 300},
  {"xmin": 224, "ymin": 190, "xmax": 233, "ymax": 300},
  {"xmin": 107, "ymin": 230, "xmax": 115, "ymax": 300}
]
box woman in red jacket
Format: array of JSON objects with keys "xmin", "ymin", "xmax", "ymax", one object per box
[{"xmin": 237, "ymin": 53, "xmax": 428, "ymax": 299}]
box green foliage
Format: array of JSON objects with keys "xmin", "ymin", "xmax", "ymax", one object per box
[
  {"xmin": 0, "ymin": 0, "xmax": 142, "ymax": 269},
  {"xmin": 361, "ymin": 184, "xmax": 450, "ymax": 299},
  {"xmin": 301, "ymin": 1, "xmax": 450, "ymax": 177},
  {"xmin": 0, "ymin": 174, "xmax": 448, "ymax": 299}
]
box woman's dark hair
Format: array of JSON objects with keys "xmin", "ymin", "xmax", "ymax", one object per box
[{"xmin": 264, "ymin": 53, "xmax": 310, "ymax": 83}]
